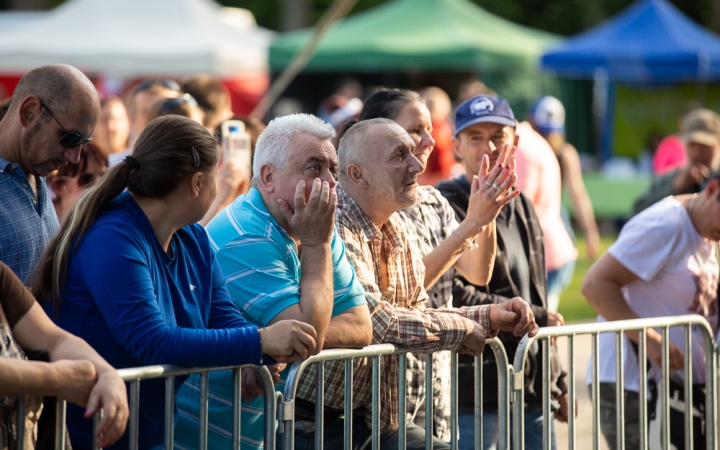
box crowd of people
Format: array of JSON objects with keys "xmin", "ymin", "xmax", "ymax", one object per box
[{"xmin": 0, "ymin": 62, "xmax": 716, "ymax": 450}]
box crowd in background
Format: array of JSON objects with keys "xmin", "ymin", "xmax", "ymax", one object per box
[{"xmin": 0, "ymin": 63, "xmax": 717, "ymax": 450}]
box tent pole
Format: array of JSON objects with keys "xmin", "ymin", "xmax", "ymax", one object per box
[{"xmin": 250, "ymin": 0, "xmax": 359, "ymax": 119}]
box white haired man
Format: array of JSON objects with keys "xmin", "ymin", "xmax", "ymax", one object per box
[
  {"xmin": 175, "ymin": 113, "xmax": 372, "ymax": 450},
  {"xmin": 289, "ymin": 118, "xmax": 537, "ymax": 450}
]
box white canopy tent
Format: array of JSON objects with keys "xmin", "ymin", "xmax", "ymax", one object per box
[{"xmin": 0, "ymin": 0, "xmax": 273, "ymax": 78}]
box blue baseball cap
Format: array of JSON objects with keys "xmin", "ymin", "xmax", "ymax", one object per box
[{"xmin": 454, "ymin": 95, "xmax": 516, "ymax": 136}]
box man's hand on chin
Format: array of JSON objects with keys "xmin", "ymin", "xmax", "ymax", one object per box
[{"xmin": 489, "ymin": 298, "xmax": 539, "ymax": 337}]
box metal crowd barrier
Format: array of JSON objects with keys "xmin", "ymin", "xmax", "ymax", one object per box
[
  {"xmin": 14, "ymin": 363, "xmax": 276, "ymax": 450},
  {"xmin": 279, "ymin": 340, "xmax": 510, "ymax": 450},
  {"xmin": 511, "ymin": 315, "xmax": 717, "ymax": 450}
]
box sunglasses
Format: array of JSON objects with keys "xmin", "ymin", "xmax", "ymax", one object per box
[
  {"xmin": 159, "ymin": 93, "xmax": 198, "ymax": 112},
  {"xmin": 133, "ymin": 79, "xmax": 181, "ymax": 95},
  {"xmin": 40, "ymin": 101, "xmax": 93, "ymax": 149}
]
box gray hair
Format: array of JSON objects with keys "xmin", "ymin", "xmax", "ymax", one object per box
[
  {"xmin": 338, "ymin": 118, "xmax": 396, "ymax": 177},
  {"xmin": 252, "ymin": 113, "xmax": 335, "ymax": 188}
]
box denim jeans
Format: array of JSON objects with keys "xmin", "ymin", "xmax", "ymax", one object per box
[
  {"xmin": 457, "ymin": 409, "xmax": 555, "ymax": 450},
  {"xmin": 286, "ymin": 411, "xmax": 450, "ymax": 450}
]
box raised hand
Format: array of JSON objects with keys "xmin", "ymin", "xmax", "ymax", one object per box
[
  {"xmin": 259, "ymin": 320, "xmax": 318, "ymax": 362},
  {"xmin": 277, "ymin": 179, "xmax": 337, "ymax": 247},
  {"xmin": 464, "ymin": 144, "xmax": 520, "ymax": 233}
]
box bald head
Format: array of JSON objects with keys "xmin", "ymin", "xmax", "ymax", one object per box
[
  {"xmin": 338, "ymin": 118, "xmax": 405, "ymax": 177},
  {"xmin": 337, "ymin": 118, "xmax": 421, "ymax": 224},
  {"xmin": 9, "ymin": 64, "xmax": 99, "ymax": 117}
]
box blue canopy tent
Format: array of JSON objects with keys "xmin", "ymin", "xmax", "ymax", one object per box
[{"xmin": 540, "ymin": 0, "xmax": 720, "ymax": 160}]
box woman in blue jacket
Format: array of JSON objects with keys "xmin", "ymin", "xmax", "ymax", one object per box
[{"xmin": 33, "ymin": 115, "xmax": 317, "ymax": 449}]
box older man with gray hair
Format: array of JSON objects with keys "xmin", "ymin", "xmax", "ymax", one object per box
[
  {"xmin": 284, "ymin": 118, "xmax": 537, "ymax": 449},
  {"xmin": 175, "ymin": 113, "xmax": 371, "ymax": 450}
]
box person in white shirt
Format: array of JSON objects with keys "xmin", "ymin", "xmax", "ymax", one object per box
[{"xmin": 582, "ymin": 172, "xmax": 720, "ymax": 449}]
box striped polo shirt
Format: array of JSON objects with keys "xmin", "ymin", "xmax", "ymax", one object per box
[{"xmin": 175, "ymin": 187, "xmax": 366, "ymax": 450}]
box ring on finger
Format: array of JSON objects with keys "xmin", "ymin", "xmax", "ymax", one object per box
[
  {"xmin": 491, "ymin": 183, "xmax": 499, "ymax": 189},
  {"xmin": 484, "ymin": 181, "xmax": 492, "ymax": 187}
]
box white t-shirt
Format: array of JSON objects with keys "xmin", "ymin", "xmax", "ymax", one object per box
[{"xmin": 586, "ymin": 197, "xmax": 718, "ymax": 391}]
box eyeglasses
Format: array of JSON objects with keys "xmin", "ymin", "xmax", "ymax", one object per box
[
  {"xmin": 40, "ymin": 101, "xmax": 93, "ymax": 149},
  {"xmin": 133, "ymin": 79, "xmax": 181, "ymax": 95},
  {"xmin": 159, "ymin": 93, "xmax": 198, "ymax": 112}
]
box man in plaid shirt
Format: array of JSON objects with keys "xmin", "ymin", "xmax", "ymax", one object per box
[{"xmin": 289, "ymin": 118, "xmax": 539, "ymax": 450}]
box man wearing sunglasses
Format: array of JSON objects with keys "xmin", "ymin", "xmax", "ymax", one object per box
[{"xmin": 0, "ymin": 63, "xmax": 100, "ymax": 284}]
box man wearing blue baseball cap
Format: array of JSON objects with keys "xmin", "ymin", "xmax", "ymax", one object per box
[{"xmin": 437, "ymin": 94, "xmax": 567, "ymax": 450}]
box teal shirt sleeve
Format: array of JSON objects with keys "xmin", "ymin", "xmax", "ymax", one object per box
[
  {"xmin": 216, "ymin": 227, "xmax": 365, "ymax": 327},
  {"xmin": 329, "ymin": 229, "xmax": 366, "ymax": 315}
]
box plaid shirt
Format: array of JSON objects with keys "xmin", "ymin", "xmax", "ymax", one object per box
[
  {"xmin": 305, "ymin": 186, "xmax": 492, "ymax": 431},
  {"xmin": 396, "ymin": 186, "xmax": 460, "ymax": 441},
  {"xmin": 0, "ymin": 157, "xmax": 59, "ymax": 284}
]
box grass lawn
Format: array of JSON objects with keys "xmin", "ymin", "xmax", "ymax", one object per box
[{"xmin": 557, "ymin": 234, "xmax": 618, "ymax": 323}]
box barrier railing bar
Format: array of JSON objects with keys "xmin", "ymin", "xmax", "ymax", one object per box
[
  {"xmin": 93, "ymin": 408, "xmax": 103, "ymax": 450},
  {"xmin": 638, "ymin": 329, "xmax": 648, "ymax": 450},
  {"xmin": 344, "ymin": 358, "xmax": 353, "ymax": 450},
  {"xmin": 198, "ymin": 372, "xmax": 209, "ymax": 450},
  {"xmin": 231, "ymin": 368, "xmax": 241, "ymax": 450},
  {"xmin": 450, "ymin": 352, "xmax": 458, "ymax": 450},
  {"xmin": 129, "ymin": 380, "xmax": 139, "ymax": 450},
  {"xmin": 315, "ymin": 361, "xmax": 325, "ymax": 450},
  {"xmin": 164, "ymin": 376, "xmax": 174, "ymax": 450},
  {"xmin": 591, "ymin": 333, "xmax": 599, "ymax": 450},
  {"xmin": 398, "ymin": 353, "xmax": 407, "ymax": 450},
  {"xmin": 661, "ymin": 327, "xmax": 669, "ymax": 450},
  {"xmin": 250, "ymin": 366, "xmax": 276, "ymax": 450},
  {"xmin": 55, "ymin": 398, "xmax": 67, "ymax": 450},
  {"xmin": 568, "ymin": 335, "xmax": 576, "ymax": 450},
  {"xmin": 615, "ymin": 331, "xmax": 625, "ymax": 450},
  {"xmin": 488, "ymin": 339, "xmax": 510, "ymax": 450},
  {"xmin": 371, "ymin": 355, "xmax": 380, "ymax": 450},
  {"xmin": 683, "ymin": 326, "xmax": 693, "ymax": 449},
  {"xmin": 425, "ymin": 352, "xmax": 433, "ymax": 450},
  {"xmin": 542, "ymin": 339, "xmax": 550, "ymax": 450}
]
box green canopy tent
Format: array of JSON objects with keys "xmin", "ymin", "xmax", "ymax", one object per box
[
  {"xmin": 269, "ymin": 0, "xmax": 558, "ymax": 72},
  {"xmin": 268, "ymin": 0, "xmax": 594, "ymax": 157}
]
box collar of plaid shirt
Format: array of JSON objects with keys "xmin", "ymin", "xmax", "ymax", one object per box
[{"xmin": 293, "ymin": 185, "xmax": 485, "ymax": 433}]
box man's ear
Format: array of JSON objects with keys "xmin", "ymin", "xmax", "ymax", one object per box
[
  {"xmin": 259, "ymin": 164, "xmax": 275, "ymax": 193},
  {"xmin": 19, "ymin": 96, "xmax": 42, "ymax": 128},
  {"xmin": 451, "ymin": 136, "xmax": 462, "ymax": 161},
  {"xmin": 345, "ymin": 162, "xmax": 368, "ymax": 188},
  {"xmin": 705, "ymin": 179, "xmax": 720, "ymax": 200}
]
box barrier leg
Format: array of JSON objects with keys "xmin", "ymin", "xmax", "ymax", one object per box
[
  {"xmin": 399, "ymin": 353, "xmax": 407, "ymax": 450},
  {"xmin": 165, "ymin": 376, "xmax": 175, "ymax": 450},
  {"xmin": 568, "ymin": 335, "xmax": 576, "ymax": 450}
]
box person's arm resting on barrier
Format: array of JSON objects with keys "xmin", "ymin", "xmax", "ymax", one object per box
[
  {"xmin": 0, "ymin": 264, "xmax": 128, "ymax": 447},
  {"xmin": 582, "ymin": 246, "xmax": 684, "ymax": 369}
]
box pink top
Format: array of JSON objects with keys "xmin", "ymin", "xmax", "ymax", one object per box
[
  {"xmin": 515, "ymin": 121, "xmax": 578, "ymax": 271},
  {"xmin": 652, "ymin": 134, "xmax": 686, "ymax": 175}
]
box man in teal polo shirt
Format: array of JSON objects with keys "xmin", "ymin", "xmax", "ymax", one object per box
[{"xmin": 175, "ymin": 113, "xmax": 372, "ymax": 450}]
